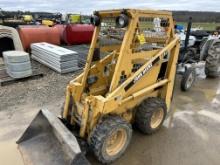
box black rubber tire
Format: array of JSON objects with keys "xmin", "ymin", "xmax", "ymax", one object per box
[
  {"xmin": 135, "ymin": 97, "xmax": 167, "ymax": 134},
  {"xmin": 89, "ymin": 116, "xmax": 132, "ymax": 164},
  {"xmin": 205, "ymin": 40, "xmax": 220, "ymax": 78},
  {"xmin": 200, "ymin": 39, "xmax": 214, "ymax": 61},
  {"xmin": 181, "ymin": 68, "xmax": 196, "ymax": 91}
]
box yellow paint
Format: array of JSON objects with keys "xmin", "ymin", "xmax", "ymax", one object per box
[
  {"xmin": 62, "ymin": 9, "xmax": 179, "ymax": 138},
  {"xmin": 42, "ymin": 20, "xmax": 54, "ymax": 26},
  {"xmin": 22, "ymin": 15, "xmax": 33, "ymax": 22},
  {"xmin": 137, "ymin": 34, "xmax": 146, "ymax": 45},
  {"xmin": 69, "ymin": 14, "xmax": 81, "ymax": 23}
]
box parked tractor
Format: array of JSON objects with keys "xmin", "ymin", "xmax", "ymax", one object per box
[{"xmin": 176, "ymin": 18, "xmax": 220, "ymax": 91}]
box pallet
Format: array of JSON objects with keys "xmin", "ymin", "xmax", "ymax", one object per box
[{"xmin": 0, "ymin": 65, "xmax": 43, "ymax": 86}]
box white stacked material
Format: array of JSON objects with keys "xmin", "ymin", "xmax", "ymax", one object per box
[
  {"xmin": 31, "ymin": 42, "xmax": 79, "ymax": 73},
  {"xmin": 3, "ymin": 51, "xmax": 32, "ymax": 78},
  {"xmin": 64, "ymin": 45, "xmax": 89, "ymax": 68}
]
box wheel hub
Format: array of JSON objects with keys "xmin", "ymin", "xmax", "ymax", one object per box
[
  {"xmin": 106, "ymin": 128, "xmax": 127, "ymax": 156},
  {"xmin": 186, "ymin": 72, "xmax": 194, "ymax": 89},
  {"xmin": 150, "ymin": 108, "xmax": 164, "ymax": 129}
]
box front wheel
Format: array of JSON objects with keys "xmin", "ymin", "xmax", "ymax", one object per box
[
  {"xmin": 89, "ymin": 116, "xmax": 132, "ymax": 164},
  {"xmin": 181, "ymin": 68, "xmax": 196, "ymax": 91}
]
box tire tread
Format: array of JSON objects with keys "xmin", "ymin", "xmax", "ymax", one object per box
[{"xmin": 135, "ymin": 97, "xmax": 167, "ymax": 134}]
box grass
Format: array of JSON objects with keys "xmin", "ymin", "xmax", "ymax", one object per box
[
  {"xmin": 177, "ymin": 22, "xmax": 220, "ymax": 31},
  {"xmin": 140, "ymin": 21, "xmax": 220, "ymax": 31}
]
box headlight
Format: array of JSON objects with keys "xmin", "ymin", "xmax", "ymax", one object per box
[
  {"xmin": 118, "ymin": 17, "xmax": 125, "ymax": 26},
  {"xmin": 160, "ymin": 19, "xmax": 169, "ymax": 27},
  {"xmin": 116, "ymin": 14, "xmax": 129, "ymax": 28}
]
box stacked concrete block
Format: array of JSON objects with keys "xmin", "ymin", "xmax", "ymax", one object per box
[
  {"xmin": 64, "ymin": 45, "xmax": 89, "ymax": 68},
  {"xmin": 31, "ymin": 42, "xmax": 79, "ymax": 73},
  {"xmin": 3, "ymin": 51, "xmax": 32, "ymax": 78}
]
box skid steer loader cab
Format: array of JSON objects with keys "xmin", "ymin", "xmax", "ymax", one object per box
[{"xmin": 18, "ymin": 9, "xmax": 180, "ymax": 165}]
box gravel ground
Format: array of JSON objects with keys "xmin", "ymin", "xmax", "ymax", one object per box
[{"xmin": 0, "ymin": 60, "xmax": 82, "ymax": 112}]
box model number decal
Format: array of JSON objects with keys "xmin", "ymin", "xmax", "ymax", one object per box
[
  {"xmin": 133, "ymin": 63, "xmax": 153, "ymax": 83},
  {"xmin": 124, "ymin": 57, "xmax": 160, "ymax": 91}
]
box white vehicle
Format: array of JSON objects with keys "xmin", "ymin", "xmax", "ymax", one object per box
[{"xmin": 178, "ymin": 32, "xmax": 196, "ymax": 48}]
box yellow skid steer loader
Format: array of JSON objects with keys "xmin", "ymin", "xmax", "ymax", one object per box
[{"xmin": 17, "ymin": 9, "xmax": 180, "ymax": 164}]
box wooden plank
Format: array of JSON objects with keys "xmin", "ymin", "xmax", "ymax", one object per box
[
  {"xmin": 0, "ymin": 69, "xmax": 43, "ymax": 86},
  {"xmin": 0, "ymin": 69, "xmax": 8, "ymax": 78}
]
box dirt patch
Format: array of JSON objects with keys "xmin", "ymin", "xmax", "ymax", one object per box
[{"xmin": 0, "ymin": 60, "xmax": 81, "ymax": 112}]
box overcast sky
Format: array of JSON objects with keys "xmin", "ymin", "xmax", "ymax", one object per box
[{"xmin": 1, "ymin": 0, "xmax": 219, "ymax": 14}]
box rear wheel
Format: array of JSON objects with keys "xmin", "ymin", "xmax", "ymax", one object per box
[
  {"xmin": 89, "ymin": 116, "xmax": 132, "ymax": 164},
  {"xmin": 181, "ymin": 68, "xmax": 196, "ymax": 91},
  {"xmin": 205, "ymin": 40, "xmax": 220, "ymax": 78},
  {"xmin": 200, "ymin": 38, "xmax": 213, "ymax": 60},
  {"xmin": 135, "ymin": 97, "xmax": 167, "ymax": 134}
]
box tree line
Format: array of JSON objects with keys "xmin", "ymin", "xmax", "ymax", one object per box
[
  {"xmin": 1, "ymin": 9, "xmax": 220, "ymax": 23},
  {"xmin": 172, "ymin": 11, "xmax": 220, "ymax": 22}
]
